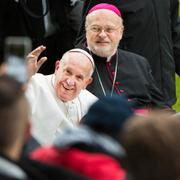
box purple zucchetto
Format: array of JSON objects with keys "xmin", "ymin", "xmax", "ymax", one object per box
[{"xmin": 87, "ymin": 3, "xmax": 122, "ymax": 17}]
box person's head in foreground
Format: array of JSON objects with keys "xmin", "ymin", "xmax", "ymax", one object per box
[
  {"xmin": 82, "ymin": 94, "xmax": 134, "ymax": 139},
  {"xmin": 54, "ymin": 48, "xmax": 94, "ymax": 102},
  {"xmin": 85, "ymin": 3, "xmax": 124, "ymax": 57},
  {"xmin": 122, "ymin": 111, "xmax": 180, "ymax": 180},
  {"xmin": 0, "ymin": 75, "xmax": 29, "ymax": 160}
]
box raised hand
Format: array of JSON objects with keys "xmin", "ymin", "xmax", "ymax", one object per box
[{"xmin": 27, "ymin": 45, "xmax": 47, "ymax": 78}]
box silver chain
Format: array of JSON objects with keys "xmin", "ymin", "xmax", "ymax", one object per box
[{"xmin": 95, "ymin": 52, "xmax": 118, "ymax": 97}]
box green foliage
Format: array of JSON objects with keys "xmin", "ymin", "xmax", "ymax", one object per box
[
  {"xmin": 173, "ymin": 75, "xmax": 180, "ymax": 112},
  {"xmin": 170, "ymin": 2, "xmax": 180, "ymax": 111}
]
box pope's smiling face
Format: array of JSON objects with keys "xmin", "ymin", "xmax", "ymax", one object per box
[{"xmin": 54, "ymin": 52, "xmax": 93, "ymax": 102}]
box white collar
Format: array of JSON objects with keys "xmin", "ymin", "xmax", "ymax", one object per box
[
  {"xmin": 106, "ymin": 56, "xmax": 112, "ymax": 62},
  {"xmin": 87, "ymin": 46, "xmax": 114, "ymax": 62}
]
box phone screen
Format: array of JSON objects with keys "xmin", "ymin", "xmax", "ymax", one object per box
[{"xmin": 4, "ymin": 36, "xmax": 32, "ymax": 83}]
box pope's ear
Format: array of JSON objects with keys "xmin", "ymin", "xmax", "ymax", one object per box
[
  {"xmin": 54, "ymin": 60, "xmax": 61, "ymax": 73},
  {"xmin": 83, "ymin": 77, "xmax": 93, "ymax": 89}
]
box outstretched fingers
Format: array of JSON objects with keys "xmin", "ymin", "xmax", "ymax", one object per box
[
  {"xmin": 29, "ymin": 45, "xmax": 46, "ymax": 57},
  {"xmin": 27, "ymin": 45, "xmax": 47, "ymax": 78}
]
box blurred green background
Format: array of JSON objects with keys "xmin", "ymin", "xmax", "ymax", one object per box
[
  {"xmin": 173, "ymin": 3, "xmax": 180, "ymax": 112},
  {"xmin": 173, "ymin": 76, "xmax": 180, "ymax": 111}
]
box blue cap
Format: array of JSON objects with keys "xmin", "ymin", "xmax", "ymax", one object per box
[{"xmin": 82, "ymin": 95, "xmax": 134, "ymax": 137}]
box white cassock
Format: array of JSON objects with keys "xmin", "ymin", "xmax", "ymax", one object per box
[{"xmin": 26, "ymin": 73, "xmax": 98, "ymax": 145}]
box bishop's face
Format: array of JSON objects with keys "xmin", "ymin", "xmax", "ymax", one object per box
[{"xmin": 86, "ymin": 9, "xmax": 124, "ymax": 57}]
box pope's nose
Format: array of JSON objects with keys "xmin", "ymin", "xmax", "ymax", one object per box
[{"xmin": 66, "ymin": 79, "xmax": 75, "ymax": 86}]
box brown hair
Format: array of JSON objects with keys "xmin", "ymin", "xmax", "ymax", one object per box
[
  {"xmin": 122, "ymin": 112, "xmax": 180, "ymax": 180},
  {"xmin": 0, "ymin": 75, "xmax": 29, "ymax": 154}
]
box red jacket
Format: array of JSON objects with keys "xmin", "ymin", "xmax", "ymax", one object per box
[{"xmin": 30, "ymin": 146, "xmax": 126, "ymax": 180}]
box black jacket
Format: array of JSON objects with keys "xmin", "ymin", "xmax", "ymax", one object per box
[
  {"xmin": 76, "ymin": 0, "xmax": 180, "ymax": 107},
  {"xmin": 0, "ymin": 0, "xmax": 45, "ymax": 62},
  {"xmin": 84, "ymin": 48, "xmax": 166, "ymax": 108}
]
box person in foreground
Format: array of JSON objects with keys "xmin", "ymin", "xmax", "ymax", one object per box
[
  {"xmin": 26, "ymin": 46, "xmax": 97, "ymax": 145},
  {"xmin": 122, "ymin": 111, "xmax": 180, "ymax": 180},
  {"xmin": 76, "ymin": 3, "xmax": 168, "ymax": 112},
  {"xmin": 0, "ymin": 75, "xmax": 49, "ymax": 179}
]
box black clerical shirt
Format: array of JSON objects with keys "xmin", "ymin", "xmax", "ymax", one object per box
[{"xmin": 87, "ymin": 49, "xmax": 166, "ymax": 109}]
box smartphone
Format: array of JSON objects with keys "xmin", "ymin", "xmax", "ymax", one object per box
[{"xmin": 4, "ymin": 36, "xmax": 32, "ymax": 83}]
